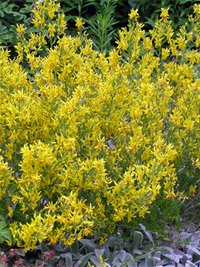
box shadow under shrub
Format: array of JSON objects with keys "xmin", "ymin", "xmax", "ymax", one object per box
[{"xmin": 0, "ymin": 0, "xmax": 199, "ymax": 251}]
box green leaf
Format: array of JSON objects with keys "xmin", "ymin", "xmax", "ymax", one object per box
[
  {"xmin": 60, "ymin": 252, "xmax": 73, "ymax": 267},
  {"xmin": 139, "ymin": 224, "xmax": 154, "ymax": 244},
  {"xmin": 178, "ymin": 0, "xmax": 193, "ymax": 3},
  {"xmin": 74, "ymin": 254, "xmax": 91, "ymax": 267},
  {"xmin": 0, "ymin": 219, "xmax": 12, "ymax": 244},
  {"xmin": 0, "ymin": 10, "xmax": 5, "ymax": 17},
  {"xmin": 133, "ymin": 231, "xmax": 144, "ymax": 249},
  {"xmin": 143, "ymin": 256, "xmax": 155, "ymax": 267}
]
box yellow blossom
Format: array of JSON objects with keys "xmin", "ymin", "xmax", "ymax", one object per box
[
  {"xmin": 193, "ymin": 4, "xmax": 200, "ymax": 17},
  {"xmin": 16, "ymin": 24, "xmax": 25, "ymax": 38},
  {"xmin": 48, "ymin": 23, "xmax": 56, "ymax": 37},
  {"xmin": 129, "ymin": 9, "xmax": 139, "ymax": 20},
  {"xmin": 162, "ymin": 48, "xmax": 170, "ymax": 60},
  {"xmin": 189, "ymin": 185, "xmax": 197, "ymax": 197},
  {"xmin": 75, "ymin": 17, "xmax": 85, "ymax": 30},
  {"xmin": 56, "ymin": 13, "xmax": 67, "ymax": 35},
  {"xmin": 160, "ymin": 8, "xmax": 169, "ymax": 20}
]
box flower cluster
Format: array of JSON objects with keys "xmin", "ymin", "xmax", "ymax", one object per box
[{"xmin": 0, "ymin": 0, "xmax": 199, "ymax": 250}]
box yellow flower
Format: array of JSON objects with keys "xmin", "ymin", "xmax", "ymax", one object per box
[
  {"xmin": 160, "ymin": 8, "xmax": 169, "ymax": 20},
  {"xmin": 47, "ymin": 1, "xmax": 60, "ymax": 20},
  {"xmin": 139, "ymin": 206, "xmax": 149, "ymax": 218},
  {"xmin": 189, "ymin": 185, "xmax": 197, "ymax": 197},
  {"xmin": 162, "ymin": 48, "xmax": 170, "ymax": 60},
  {"xmin": 177, "ymin": 36, "xmax": 186, "ymax": 50},
  {"xmin": 57, "ymin": 13, "xmax": 67, "ymax": 35},
  {"xmin": 75, "ymin": 17, "xmax": 85, "ymax": 30},
  {"xmin": 8, "ymin": 206, "xmax": 14, "ymax": 218},
  {"xmin": 48, "ymin": 23, "xmax": 56, "ymax": 37},
  {"xmin": 195, "ymin": 159, "xmax": 200, "ymax": 169},
  {"xmin": 184, "ymin": 119, "xmax": 194, "ymax": 131},
  {"xmin": 142, "ymin": 37, "xmax": 153, "ymax": 51},
  {"xmin": 193, "ymin": 4, "xmax": 200, "ymax": 17},
  {"xmin": 165, "ymin": 191, "xmax": 176, "ymax": 199},
  {"xmin": 16, "ymin": 24, "xmax": 25, "ymax": 38},
  {"xmin": 128, "ymin": 9, "xmax": 139, "ymax": 20}
]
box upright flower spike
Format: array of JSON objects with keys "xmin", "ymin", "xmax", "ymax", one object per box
[
  {"xmin": 56, "ymin": 13, "xmax": 67, "ymax": 35},
  {"xmin": 48, "ymin": 23, "xmax": 56, "ymax": 38},
  {"xmin": 16, "ymin": 24, "xmax": 26, "ymax": 38}
]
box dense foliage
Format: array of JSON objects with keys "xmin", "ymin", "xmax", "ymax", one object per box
[{"xmin": 0, "ymin": 0, "xmax": 199, "ymax": 254}]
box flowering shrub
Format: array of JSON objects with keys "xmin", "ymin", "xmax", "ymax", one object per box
[{"xmin": 0, "ymin": 0, "xmax": 199, "ymax": 251}]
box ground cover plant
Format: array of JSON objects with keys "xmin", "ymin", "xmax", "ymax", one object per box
[
  {"xmin": 0, "ymin": 0, "xmax": 200, "ymax": 265},
  {"xmin": 1, "ymin": 224, "xmax": 200, "ymax": 266}
]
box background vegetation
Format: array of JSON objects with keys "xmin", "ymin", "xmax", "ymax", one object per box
[{"xmin": 0, "ymin": 0, "xmax": 199, "ymax": 53}]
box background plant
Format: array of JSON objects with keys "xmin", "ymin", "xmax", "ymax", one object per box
[
  {"xmin": 85, "ymin": 0, "xmax": 118, "ymax": 53},
  {"xmin": 128, "ymin": 0, "xmax": 199, "ymax": 29},
  {"xmin": 0, "ymin": 0, "xmax": 199, "ymax": 54},
  {"xmin": 0, "ymin": 0, "xmax": 33, "ymax": 48}
]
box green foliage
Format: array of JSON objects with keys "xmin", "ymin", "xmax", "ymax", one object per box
[
  {"xmin": 0, "ymin": 1, "xmax": 19, "ymax": 45},
  {"xmin": 141, "ymin": 197, "xmax": 182, "ymax": 234},
  {"xmin": 0, "ymin": 0, "xmax": 120, "ymax": 53},
  {"xmin": 0, "ymin": 0, "xmax": 198, "ymax": 53},
  {"xmin": 128, "ymin": 0, "xmax": 199, "ymax": 29},
  {"xmin": 59, "ymin": 0, "xmax": 118, "ymax": 53},
  {"xmin": 0, "ymin": 0, "xmax": 33, "ymax": 47},
  {"xmin": 58, "ymin": 0, "xmax": 96, "ymax": 17},
  {"xmin": 86, "ymin": 0, "xmax": 118, "ymax": 53},
  {"xmin": 0, "ymin": 216, "xmax": 12, "ymax": 244}
]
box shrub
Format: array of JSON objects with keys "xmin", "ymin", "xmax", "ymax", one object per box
[{"xmin": 0, "ymin": 0, "xmax": 199, "ymax": 251}]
